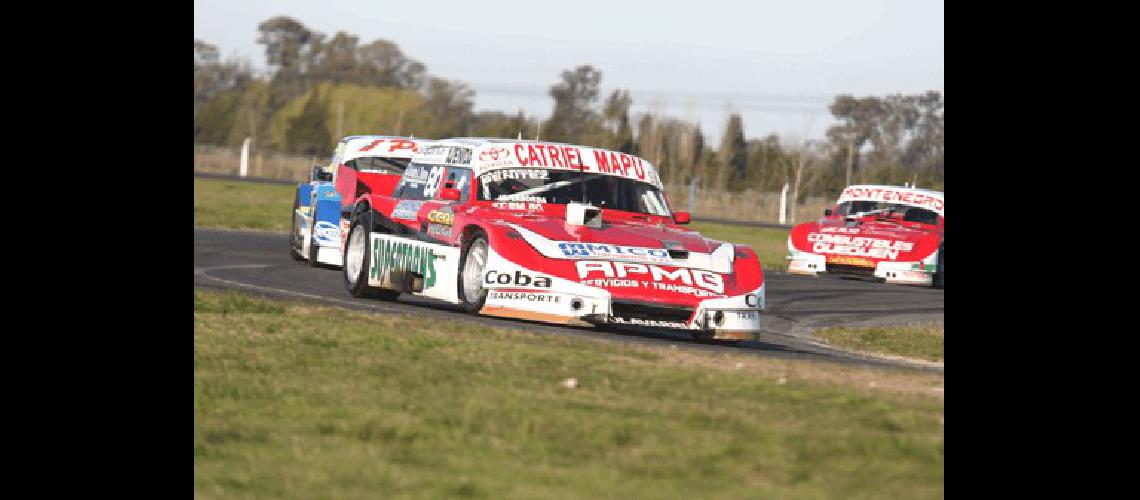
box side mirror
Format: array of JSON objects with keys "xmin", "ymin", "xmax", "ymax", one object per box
[
  {"xmin": 823, "ymin": 209, "xmax": 833, "ymax": 216},
  {"xmin": 439, "ymin": 188, "xmax": 462, "ymax": 201},
  {"xmin": 673, "ymin": 211, "xmax": 691, "ymax": 224}
]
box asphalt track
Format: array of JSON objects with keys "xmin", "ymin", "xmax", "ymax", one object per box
[{"xmin": 194, "ymin": 228, "xmax": 944, "ymax": 372}]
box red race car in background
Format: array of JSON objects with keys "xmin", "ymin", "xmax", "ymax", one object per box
[
  {"xmin": 338, "ymin": 138, "xmax": 766, "ymax": 341},
  {"xmin": 786, "ymin": 184, "xmax": 943, "ymax": 288}
]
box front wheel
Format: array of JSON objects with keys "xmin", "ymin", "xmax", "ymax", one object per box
[
  {"xmin": 456, "ymin": 230, "xmax": 490, "ymax": 314},
  {"xmin": 343, "ymin": 211, "xmax": 400, "ymax": 300}
]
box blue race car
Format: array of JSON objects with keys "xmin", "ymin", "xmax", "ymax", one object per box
[{"xmin": 290, "ymin": 135, "xmax": 428, "ymax": 267}]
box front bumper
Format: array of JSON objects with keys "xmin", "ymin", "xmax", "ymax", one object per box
[
  {"xmin": 477, "ymin": 247, "xmax": 764, "ymax": 341},
  {"xmin": 787, "ymin": 252, "xmax": 934, "ymax": 286}
]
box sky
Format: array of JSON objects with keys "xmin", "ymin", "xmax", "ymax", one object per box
[{"xmin": 193, "ymin": 0, "xmax": 943, "ymax": 145}]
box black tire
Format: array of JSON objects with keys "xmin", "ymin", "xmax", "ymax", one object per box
[
  {"xmin": 289, "ymin": 190, "xmax": 305, "ymax": 261},
  {"xmin": 932, "ymin": 242, "xmax": 944, "ymax": 289},
  {"xmin": 456, "ymin": 229, "xmax": 490, "ymax": 314},
  {"xmin": 342, "ymin": 209, "xmax": 400, "ymax": 300}
]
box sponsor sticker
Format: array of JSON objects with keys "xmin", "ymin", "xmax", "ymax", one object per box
[
  {"xmin": 838, "ymin": 186, "xmax": 944, "ymax": 214},
  {"xmin": 426, "ymin": 223, "xmax": 451, "ymax": 239},
  {"xmin": 488, "ymin": 291, "xmax": 561, "ymax": 303},
  {"xmin": 808, "ymin": 233, "xmax": 915, "ymax": 260},
  {"xmin": 576, "ymin": 261, "xmax": 725, "ymax": 297},
  {"xmin": 826, "ymin": 255, "xmax": 876, "ymax": 267},
  {"xmin": 484, "ymin": 169, "xmax": 548, "ymax": 183},
  {"xmin": 370, "ymin": 238, "xmax": 439, "ymax": 288},
  {"xmin": 559, "ymin": 243, "xmax": 672, "ymax": 264},
  {"xmin": 484, "ymin": 270, "xmax": 553, "ymax": 288},
  {"xmin": 610, "ymin": 317, "xmax": 688, "ymax": 329},
  {"xmin": 479, "ymin": 147, "xmax": 512, "ymax": 162},
  {"xmin": 492, "ymin": 201, "xmax": 544, "ymax": 211},
  {"xmin": 313, "ymin": 221, "xmax": 339, "ymax": 244},
  {"xmin": 392, "ymin": 200, "xmax": 425, "ymax": 220},
  {"xmin": 427, "ymin": 210, "xmax": 454, "ymax": 226}
]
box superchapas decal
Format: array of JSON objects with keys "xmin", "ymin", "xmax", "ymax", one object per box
[
  {"xmin": 576, "ymin": 261, "xmax": 725, "ymax": 297},
  {"xmin": 371, "ymin": 238, "xmax": 439, "ymax": 288},
  {"xmin": 807, "ymin": 233, "xmax": 915, "ymax": 260},
  {"xmin": 559, "ymin": 243, "xmax": 672, "ymax": 264}
]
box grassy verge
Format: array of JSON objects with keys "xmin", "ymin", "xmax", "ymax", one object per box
[
  {"xmin": 195, "ymin": 289, "xmax": 943, "ymax": 499},
  {"xmin": 193, "ymin": 178, "xmax": 792, "ymax": 270},
  {"xmin": 194, "ymin": 178, "xmax": 296, "ymax": 232},
  {"xmin": 813, "ymin": 324, "xmax": 944, "ymax": 363},
  {"xmin": 689, "ymin": 222, "xmax": 790, "ymax": 271}
]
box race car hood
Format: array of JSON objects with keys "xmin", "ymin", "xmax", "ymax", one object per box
[
  {"xmin": 482, "ymin": 209, "xmax": 736, "ymax": 274},
  {"xmin": 789, "ymin": 218, "xmax": 942, "ymax": 262},
  {"xmin": 472, "ymin": 207, "xmax": 763, "ymax": 308},
  {"xmin": 503, "ymin": 212, "xmax": 718, "ymax": 252}
]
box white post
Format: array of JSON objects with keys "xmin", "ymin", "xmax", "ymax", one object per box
[
  {"xmin": 239, "ymin": 137, "xmax": 251, "ymax": 177},
  {"xmin": 779, "ymin": 183, "xmax": 790, "ymax": 225}
]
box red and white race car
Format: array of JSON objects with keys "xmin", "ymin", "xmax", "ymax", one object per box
[
  {"xmin": 786, "ymin": 184, "xmax": 944, "ymax": 288},
  {"xmin": 340, "ymin": 139, "xmax": 766, "ymax": 340}
]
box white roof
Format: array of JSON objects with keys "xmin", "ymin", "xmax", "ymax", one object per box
[
  {"xmin": 409, "ymin": 139, "xmax": 663, "ymax": 188},
  {"xmin": 340, "ymin": 136, "xmax": 431, "ymax": 163},
  {"xmin": 837, "ymin": 184, "xmax": 944, "ymax": 216}
]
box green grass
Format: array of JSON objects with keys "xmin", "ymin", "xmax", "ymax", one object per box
[
  {"xmin": 195, "ymin": 289, "xmax": 943, "ymax": 499},
  {"xmin": 813, "ymin": 324, "xmax": 944, "ymax": 363},
  {"xmin": 193, "ymin": 177, "xmax": 792, "ymax": 270},
  {"xmin": 690, "ymin": 222, "xmax": 790, "ymax": 271},
  {"xmin": 195, "ymin": 178, "xmax": 296, "ymax": 231}
]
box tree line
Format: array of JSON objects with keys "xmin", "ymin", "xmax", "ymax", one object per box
[{"xmin": 194, "ymin": 16, "xmax": 943, "ymax": 198}]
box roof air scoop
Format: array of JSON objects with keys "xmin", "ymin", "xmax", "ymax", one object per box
[{"xmin": 566, "ymin": 202, "xmax": 602, "ymax": 228}]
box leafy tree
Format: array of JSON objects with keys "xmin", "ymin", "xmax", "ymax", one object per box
[
  {"xmin": 545, "ymin": 65, "xmax": 603, "ymax": 143},
  {"xmin": 423, "ymin": 77, "xmax": 475, "ymax": 137},
  {"xmin": 285, "ymin": 87, "xmax": 331, "ymax": 156},
  {"xmin": 357, "ymin": 39, "xmax": 426, "ymax": 89},
  {"xmin": 315, "ymin": 31, "xmax": 360, "ymax": 84},
  {"xmin": 603, "ymin": 90, "xmax": 634, "ymax": 153},
  {"xmin": 716, "ymin": 114, "xmax": 747, "ymax": 190},
  {"xmin": 825, "ymin": 92, "xmax": 943, "ymax": 189},
  {"xmin": 257, "ymin": 16, "xmax": 313, "ymax": 78}
]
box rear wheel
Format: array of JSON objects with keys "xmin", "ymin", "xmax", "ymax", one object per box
[
  {"xmin": 457, "ymin": 230, "xmax": 490, "ymax": 314},
  {"xmin": 289, "ymin": 191, "xmax": 305, "ymax": 261},
  {"xmin": 343, "ymin": 210, "xmax": 400, "ymax": 300}
]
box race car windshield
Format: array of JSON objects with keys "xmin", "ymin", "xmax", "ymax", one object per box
[
  {"xmin": 477, "ymin": 169, "xmax": 671, "ymax": 216},
  {"xmin": 836, "ymin": 201, "xmax": 939, "ymax": 225},
  {"xmin": 349, "ymin": 156, "xmax": 410, "ymax": 174}
]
